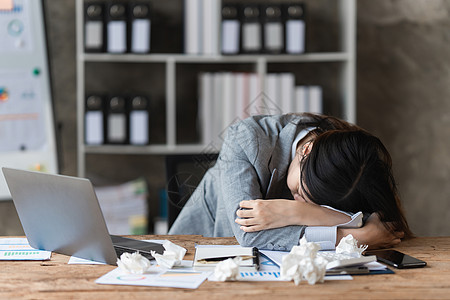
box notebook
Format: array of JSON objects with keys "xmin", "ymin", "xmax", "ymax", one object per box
[
  {"xmin": 2, "ymin": 167, "xmax": 164, "ymax": 265},
  {"xmin": 193, "ymin": 245, "xmax": 259, "ymax": 271}
]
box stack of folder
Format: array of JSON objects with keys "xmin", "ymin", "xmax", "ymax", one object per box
[
  {"xmin": 84, "ymin": 1, "xmax": 152, "ymax": 54},
  {"xmin": 84, "ymin": 94, "xmax": 151, "ymax": 145},
  {"xmin": 198, "ymin": 72, "xmax": 323, "ymax": 146},
  {"xmin": 184, "ymin": 1, "xmax": 307, "ymax": 55},
  {"xmin": 220, "ymin": 2, "xmax": 306, "ymax": 55},
  {"xmin": 184, "ymin": 0, "xmax": 221, "ymax": 55}
]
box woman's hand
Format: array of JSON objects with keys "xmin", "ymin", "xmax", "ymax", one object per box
[
  {"xmin": 235, "ymin": 199, "xmax": 301, "ymax": 232},
  {"xmin": 338, "ymin": 213, "xmax": 404, "ymax": 249},
  {"xmin": 235, "ymin": 199, "xmax": 352, "ymax": 232}
]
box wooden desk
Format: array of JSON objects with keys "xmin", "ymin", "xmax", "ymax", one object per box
[{"xmin": 0, "ymin": 236, "xmax": 449, "ymax": 299}]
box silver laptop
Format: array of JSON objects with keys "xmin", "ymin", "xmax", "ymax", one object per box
[{"xmin": 2, "ymin": 167, "xmax": 164, "ymax": 265}]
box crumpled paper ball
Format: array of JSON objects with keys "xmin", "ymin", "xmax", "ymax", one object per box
[
  {"xmin": 151, "ymin": 240, "xmax": 187, "ymax": 269},
  {"xmin": 116, "ymin": 252, "xmax": 152, "ymax": 274},
  {"xmin": 214, "ymin": 257, "xmax": 241, "ymax": 281},
  {"xmin": 299, "ymin": 256, "xmax": 328, "ymax": 285},
  {"xmin": 162, "ymin": 240, "xmax": 187, "ymax": 260},
  {"xmin": 281, "ymin": 237, "xmax": 328, "ymax": 285},
  {"xmin": 291, "ymin": 236, "xmax": 321, "ymax": 259},
  {"xmin": 336, "ymin": 234, "xmax": 368, "ymax": 257}
]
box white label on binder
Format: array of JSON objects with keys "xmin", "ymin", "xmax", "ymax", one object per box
[
  {"xmin": 185, "ymin": 0, "xmax": 201, "ymax": 54},
  {"xmin": 280, "ymin": 73, "xmax": 294, "ymax": 114},
  {"xmin": 85, "ymin": 21, "xmax": 103, "ymax": 49},
  {"xmin": 130, "ymin": 111, "xmax": 149, "ymax": 145},
  {"xmin": 131, "ymin": 19, "xmax": 151, "ymax": 53},
  {"xmin": 202, "ymin": 0, "xmax": 219, "ymax": 55},
  {"xmin": 265, "ymin": 22, "xmax": 283, "ymax": 51},
  {"xmin": 221, "ymin": 20, "xmax": 239, "ymax": 54},
  {"xmin": 295, "ymin": 86, "xmax": 308, "ymax": 113},
  {"xmin": 242, "ymin": 23, "xmax": 261, "ymax": 51},
  {"xmin": 85, "ymin": 111, "xmax": 103, "ymax": 145},
  {"xmin": 107, "ymin": 21, "xmax": 126, "ymax": 53},
  {"xmin": 286, "ymin": 20, "xmax": 305, "ymax": 54},
  {"xmin": 108, "ymin": 113, "xmax": 126, "ymax": 142},
  {"xmin": 308, "ymin": 86, "xmax": 323, "ymax": 114}
]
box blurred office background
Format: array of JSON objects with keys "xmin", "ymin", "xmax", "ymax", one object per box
[{"xmin": 0, "ymin": 0, "xmax": 449, "ymax": 237}]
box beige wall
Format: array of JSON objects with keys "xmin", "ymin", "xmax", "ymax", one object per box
[
  {"xmin": 356, "ymin": 0, "xmax": 450, "ymax": 236},
  {"xmin": 1, "ymin": 0, "xmax": 449, "ymax": 236}
]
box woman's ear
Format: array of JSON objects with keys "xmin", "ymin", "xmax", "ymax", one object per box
[{"xmin": 301, "ymin": 141, "xmax": 314, "ymax": 157}]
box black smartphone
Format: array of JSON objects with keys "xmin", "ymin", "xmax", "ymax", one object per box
[{"xmin": 364, "ymin": 249, "xmax": 427, "ymax": 269}]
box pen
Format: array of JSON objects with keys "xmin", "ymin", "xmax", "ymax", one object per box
[{"xmin": 196, "ymin": 255, "xmax": 256, "ymax": 263}]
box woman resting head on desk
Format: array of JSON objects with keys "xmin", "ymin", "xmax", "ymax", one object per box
[{"xmin": 168, "ymin": 113, "xmax": 412, "ymax": 251}]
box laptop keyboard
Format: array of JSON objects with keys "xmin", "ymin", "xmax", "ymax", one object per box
[
  {"xmin": 110, "ymin": 235, "xmax": 164, "ymax": 261},
  {"xmin": 114, "ymin": 246, "xmax": 155, "ymax": 260}
]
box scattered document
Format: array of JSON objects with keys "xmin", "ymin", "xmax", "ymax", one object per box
[
  {"xmin": 95, "ymin": 240, "xmax": 210, "ymax": 289},
  {"xmin": 97, "ymin": 268, "xmax": 209, "ymax": 289},
  {"xmin": 259, "ymin": 249, "xmax": 288, "ymax": 266},
  {"xmin": 68, "ymin": 256, "xmax": 105, "ymax": 265},
  {"xmin": 0, "ymin": 238, "xmax": 51, "ymax": 261},
  {"xmin": 207, "ymin": 253, "xmax": 352, "ymax": 281},
  {"xmin": 260, "ymin": 249, "xmax": 389, "ymax": 274},
  {"xmin": 96, "ymin": 260, "xmax": 209, "ymax": 289},
  {"xmin": 208, "ymin": 253, "xmax": 286, "ymax": 282}
]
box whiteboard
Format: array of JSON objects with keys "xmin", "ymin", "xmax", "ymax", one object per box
[{"xmin": 0, "ymin": 0, "xmax": 58, "ymax": 199}]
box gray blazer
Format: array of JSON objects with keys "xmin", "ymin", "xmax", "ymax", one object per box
[{"xmin": 169, "ymin": 114, "xmax": 313, "ymax": 251}]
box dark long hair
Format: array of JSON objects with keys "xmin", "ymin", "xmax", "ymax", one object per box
[{"xmin": 297, "ymin": 114, "xmax": 412, "ymax": 238}]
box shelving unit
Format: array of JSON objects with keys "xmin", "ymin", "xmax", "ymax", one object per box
[{"xmin": 76, "ymin": 0, "xmax": 356, "ymax": 177}]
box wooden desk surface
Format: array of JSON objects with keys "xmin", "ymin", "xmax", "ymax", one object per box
[{"xmin": 0, "ymin": 236, "xmax": 449, "ymax": 299}]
